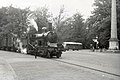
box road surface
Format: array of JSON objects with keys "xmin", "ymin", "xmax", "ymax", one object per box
[{"xmin": 0, "ymin": 50, "xmax": 120, "ymax": 80}]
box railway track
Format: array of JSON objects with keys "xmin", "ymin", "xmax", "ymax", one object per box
[{"xmin": 52, "ymin": 58, "xmax": 120, "ymax": 78}]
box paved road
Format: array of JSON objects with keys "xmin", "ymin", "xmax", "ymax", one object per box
[
  {"xmin": 62, "ymin": 50, "xmax": 120, "ymax": 74},
  {"xmin": 62, "ymin": 50, "xmax": 120, "ymax": 79},
  {"xmin": 0, "ymin": 50, "xmax": 120, "ymax": 80}
]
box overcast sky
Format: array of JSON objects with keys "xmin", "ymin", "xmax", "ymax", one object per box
[{"xmin": 0, "ymin": 0, "xmax": 95, "ymax": 19}]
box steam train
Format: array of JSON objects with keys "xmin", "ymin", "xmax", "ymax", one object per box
[
  {"xmin": 0, "ymin": 24, "xmax": 64, "ymax": 58},
  {"xmin": 27, "ymin": 31, "xmax": 64, "ymax": 58}
]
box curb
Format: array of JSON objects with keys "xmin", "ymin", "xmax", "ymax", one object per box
[
  {"xmin": 80, "ymin": 49, "xmax": 120, "ymax": 54},
  {"xmin": 0, "ymin": 58, "xmax": 18, "ymax": 80}
]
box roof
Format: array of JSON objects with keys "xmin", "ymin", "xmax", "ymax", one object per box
[{"xmin": 63, "ymin": 42, "xmax": 82, "ymax": 45}]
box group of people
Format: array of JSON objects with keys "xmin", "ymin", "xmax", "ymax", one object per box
[{"xmin": 90, "ymin": 42, "xmax": 105, "ymax": 52}]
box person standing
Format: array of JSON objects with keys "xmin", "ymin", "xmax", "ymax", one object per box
[{"xmin": 34, "ymin": 41, "xmax": 38, "ymax": 59}]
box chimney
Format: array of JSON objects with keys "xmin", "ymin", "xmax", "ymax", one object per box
[{"xmin": 48, "ymin": 23, "xmax": 52, "ymax": 31}]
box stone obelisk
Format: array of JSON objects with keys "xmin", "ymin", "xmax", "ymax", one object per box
[{"xmin": 109, "ymin": 0, "xmax": 119, "ymax": 50}]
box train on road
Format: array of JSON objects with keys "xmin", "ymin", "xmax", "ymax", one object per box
[
  {"xmin": 0, "ymin": 23, "xmax": 64, "ymax": 58},
  {"xmin": 27, "ymin": 31, "xmax": 64, "ymax": 58}
]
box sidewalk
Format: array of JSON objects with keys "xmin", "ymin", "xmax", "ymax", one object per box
[
  {"xmin": 0, "ymin": 58, "xmax": 18, "ymax": 80},
  {"xmin": 79, "ymin": 49, "xmax": 120, "ymax": 54}
]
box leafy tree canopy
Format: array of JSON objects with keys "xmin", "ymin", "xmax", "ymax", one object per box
[{"xmin": 86, "ymin": 0, "xmax": 120, "ymax": 48}]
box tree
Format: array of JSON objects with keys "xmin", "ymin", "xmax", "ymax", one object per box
[
  {"xmin": 0, "ymin": 6, "xmax": 30, "ymax": 38},
  {"xmin": 53, "ymin": 5, "xmax": 65, "ymax": 30},
  {"xmin": 33, "ymin": 6, "xmax": 52, "ymax": 33},
  {"xmin": 54, "ymin": 12, "xmax": 85, "ymax": 44},
  {"xmin": 86, "ymin": 0, "xmax": 120, "ymax": 49},
  {"xmin": 55, "ymin": 17, "xmax": 75, "ymax": 42},
  {"xmin": 52, "ymin": 5, "xmax": 66, "ymax": 42},
  {"xmin": 72, "ymin": 13, "xmax": 85, "ymax": 41}
]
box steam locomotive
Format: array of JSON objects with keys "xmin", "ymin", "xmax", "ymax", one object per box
[
  {"xmin": 0, "ymin": 23, "xmax": 64, "ymax": 58},
  {"xmin": 27, "ymin": 31, "xmax": 64, "ymax": 58}
]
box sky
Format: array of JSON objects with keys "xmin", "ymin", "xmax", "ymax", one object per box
[{"xmin": 0, "ymin": 0, "xmax": 95, "ymax": 19}]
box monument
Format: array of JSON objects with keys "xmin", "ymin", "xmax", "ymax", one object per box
[{"xmin": 109, "ymin": 0, "xmax": 119, "ymax": 50}]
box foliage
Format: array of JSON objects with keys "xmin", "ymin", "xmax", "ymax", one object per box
[
  {"xmin": 52, "ymin": 5, "xmax": 66, "ymax": 42},
  {"xmin": 86, "ymin": 0, "xmax": 120, "ymax": 49},
  {"xmin": 0, "ymin": 0, "xmax": 120, "ymax": 49},
  {"xmin": 54, "ymin": 12, "xmax": 85, "ymax": 45},
  {"xmin": 71, "ymin": 13, "xmax": 85, "ymax": 42},
  {"xmin": 0, "ymin": 6, "xmax": 30, "ymax": 38},
  {"xmin": 33, "ymin": 6, "xmax": 52, "ymax": 33}
]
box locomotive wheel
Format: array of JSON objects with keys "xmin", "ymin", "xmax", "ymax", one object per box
[{"xmin": 56, "ymin": 52, "xmax": 62, "ymax": 58}]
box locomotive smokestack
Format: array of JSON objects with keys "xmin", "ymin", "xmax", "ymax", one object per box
[{"xmin": 48, "ymin": 23, "xmax": 52, "ymax": 31}]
